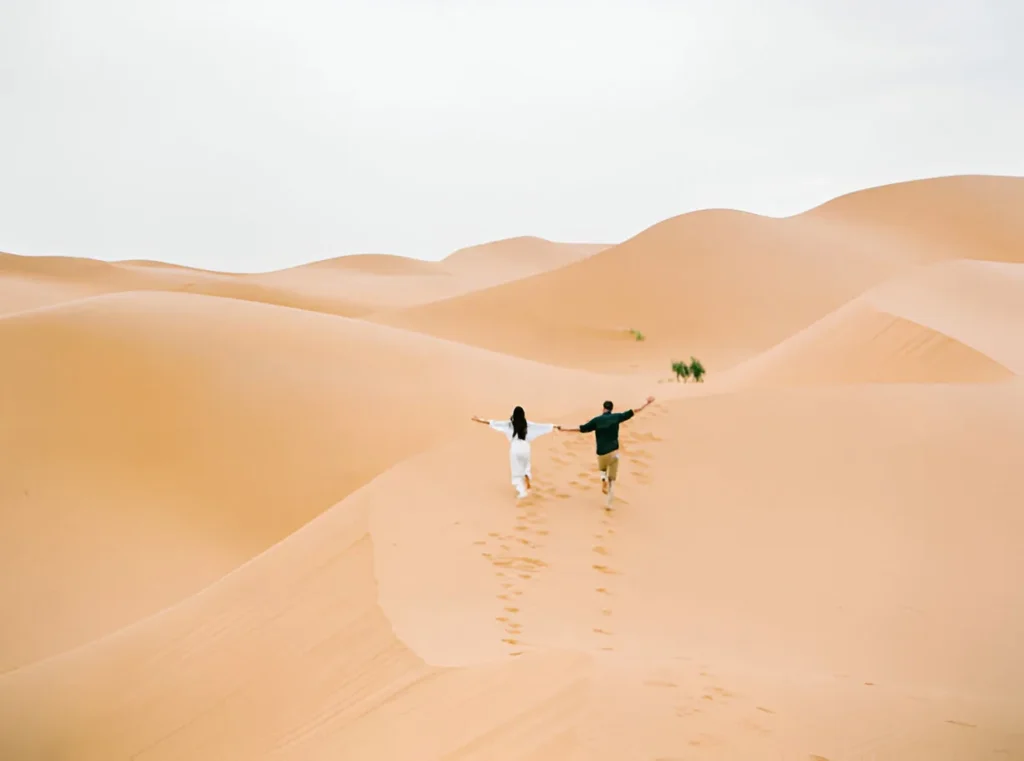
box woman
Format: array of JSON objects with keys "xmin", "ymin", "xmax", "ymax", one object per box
[{"xmin": 472, "ymin": 406, "xmax": 556, "ymax": 498}]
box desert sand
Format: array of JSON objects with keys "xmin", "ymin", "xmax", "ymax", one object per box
[{"xmin": 1, "ymin": 174, "xmax": 1022, "ymax": 760}]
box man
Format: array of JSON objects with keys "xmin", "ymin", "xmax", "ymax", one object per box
[{"xmin": 557, "ymin": 396, "xmax": 655, "ymax": 505}]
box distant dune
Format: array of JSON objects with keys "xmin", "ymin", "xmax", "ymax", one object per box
[
  {"xmin": 1, "ymin": 175, "xmax": 1023, "ymax": 761},
  {"xmin": 0, "ymin": 236, "xmax": 607, "ymax": 318},
  {"xmin": 369, "ymin": 176, "xmax": 1024, "ymax": 374},
  {"xmin": 442, "ymin": 236, "xmax": 609, "ymax": 279}
]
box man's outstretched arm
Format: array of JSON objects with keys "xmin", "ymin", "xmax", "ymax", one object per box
[
  {"xmin": 622, "ymin": 396, "xmax": 655, "ymax": 421},
  {"xmin": 557, "ymin": 417, "xmax": 597, "ymax": 433}
]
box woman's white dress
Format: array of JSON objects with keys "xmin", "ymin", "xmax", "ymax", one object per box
[{"xmin": 488, "ymin": 419, "xmax": 556, "ymax": 497}]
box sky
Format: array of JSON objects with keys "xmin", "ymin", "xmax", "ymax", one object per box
[{"xmin": 1, "ymin": 0, "xmax": 1022, "ymax": 272}]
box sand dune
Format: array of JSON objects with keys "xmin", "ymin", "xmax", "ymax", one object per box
[
  {"xmin": 805, "ymin": 174, "xmax": 1024, "ymax": 264},
  {"xmin": 369, "ymin": 175, "xmax": 1024, "ymax": 374},
  {"xmin": 442, "ymin": 236, "xmax": 608, "ymax": 279},
  {"xmin": 724, "ymin": 258, "xmax": 1024, "ymax": 387},
  {"xmin": 2, "ymin": 174, "xmax": 1024, "ymax": 760},
  {"xmin": 0, "ymin": 289, "xmax": 636, "ymax": 670},
  {"xmin": 0, "ymin": 237, "xmax": 605, "ymax": 318}
]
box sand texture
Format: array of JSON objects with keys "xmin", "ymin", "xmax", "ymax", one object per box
[{"xmin": 1, "ymin": 175, "xmax": 1023, "ymax": 760}]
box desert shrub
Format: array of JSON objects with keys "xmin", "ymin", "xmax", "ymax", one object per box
[
  {"xmin": 671, "ymin": 360, "xmax": 691, "ymax": 382},
  {"xmin": 689, "ymin": 356, "xmax": 705, "ymax": 382}
]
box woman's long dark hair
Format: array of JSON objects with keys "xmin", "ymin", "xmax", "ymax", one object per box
[{"xmin": 511, "ymin": 406, "xmax": 528, "ymax": 440}]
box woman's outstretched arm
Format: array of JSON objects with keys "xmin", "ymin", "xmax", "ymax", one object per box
[
  {"xmin": 526, "ymin": 422, "xmax": 556, "ymax": 441},
  {"xmin": 471, "ymin": 416, "xmax": 489, "ymax": 424}
]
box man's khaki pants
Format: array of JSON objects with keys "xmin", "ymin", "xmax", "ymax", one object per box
[{"xmin": 597, "ymin": 450, "xmax": 620, "ymax": 481}]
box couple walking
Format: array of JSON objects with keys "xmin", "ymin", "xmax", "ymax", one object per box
[{"xmin": 471, "ymin": 396, "xmax": 656, "ymax": 506}]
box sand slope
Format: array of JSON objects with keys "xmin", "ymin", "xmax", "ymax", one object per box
[
  {"xmin": 724, "ymin": 259, "xmax": 1024, "ymax": 387},
  {"xmin": 0, "ymin": 492, "xmax": 592, "ymax": 761},
  {"xmin": 369, "ymin": 176, "xmax": 1024, "ymax": 374},
  {"xmin": 0, "ymin": 290, "xmax": 636, "ymax": 671},
  {"xmin": 3, "ymin": 383, "xmax": 1022, "ymax": 760}
]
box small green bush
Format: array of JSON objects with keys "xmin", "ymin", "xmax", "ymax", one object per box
[
  {"xmin": 671, "ymin": 360, "xmax": 691, "ymax": 382},
  {"xmin": 628, "ymin": 328, "xmax": 645, "ymax": 342},
  {"xmin": 689, "ymin": 356, "xmax": 705, "ymax": 382}
]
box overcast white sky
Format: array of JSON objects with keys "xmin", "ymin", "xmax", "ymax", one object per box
[{"xmin": 1, "ymin": 0, "xmax": 1021, "ymax": 271}]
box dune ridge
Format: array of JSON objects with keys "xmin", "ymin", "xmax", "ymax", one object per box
[{"xmin": 2, "ymin": 174, "xmax": 1024, "ymax": 760}]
